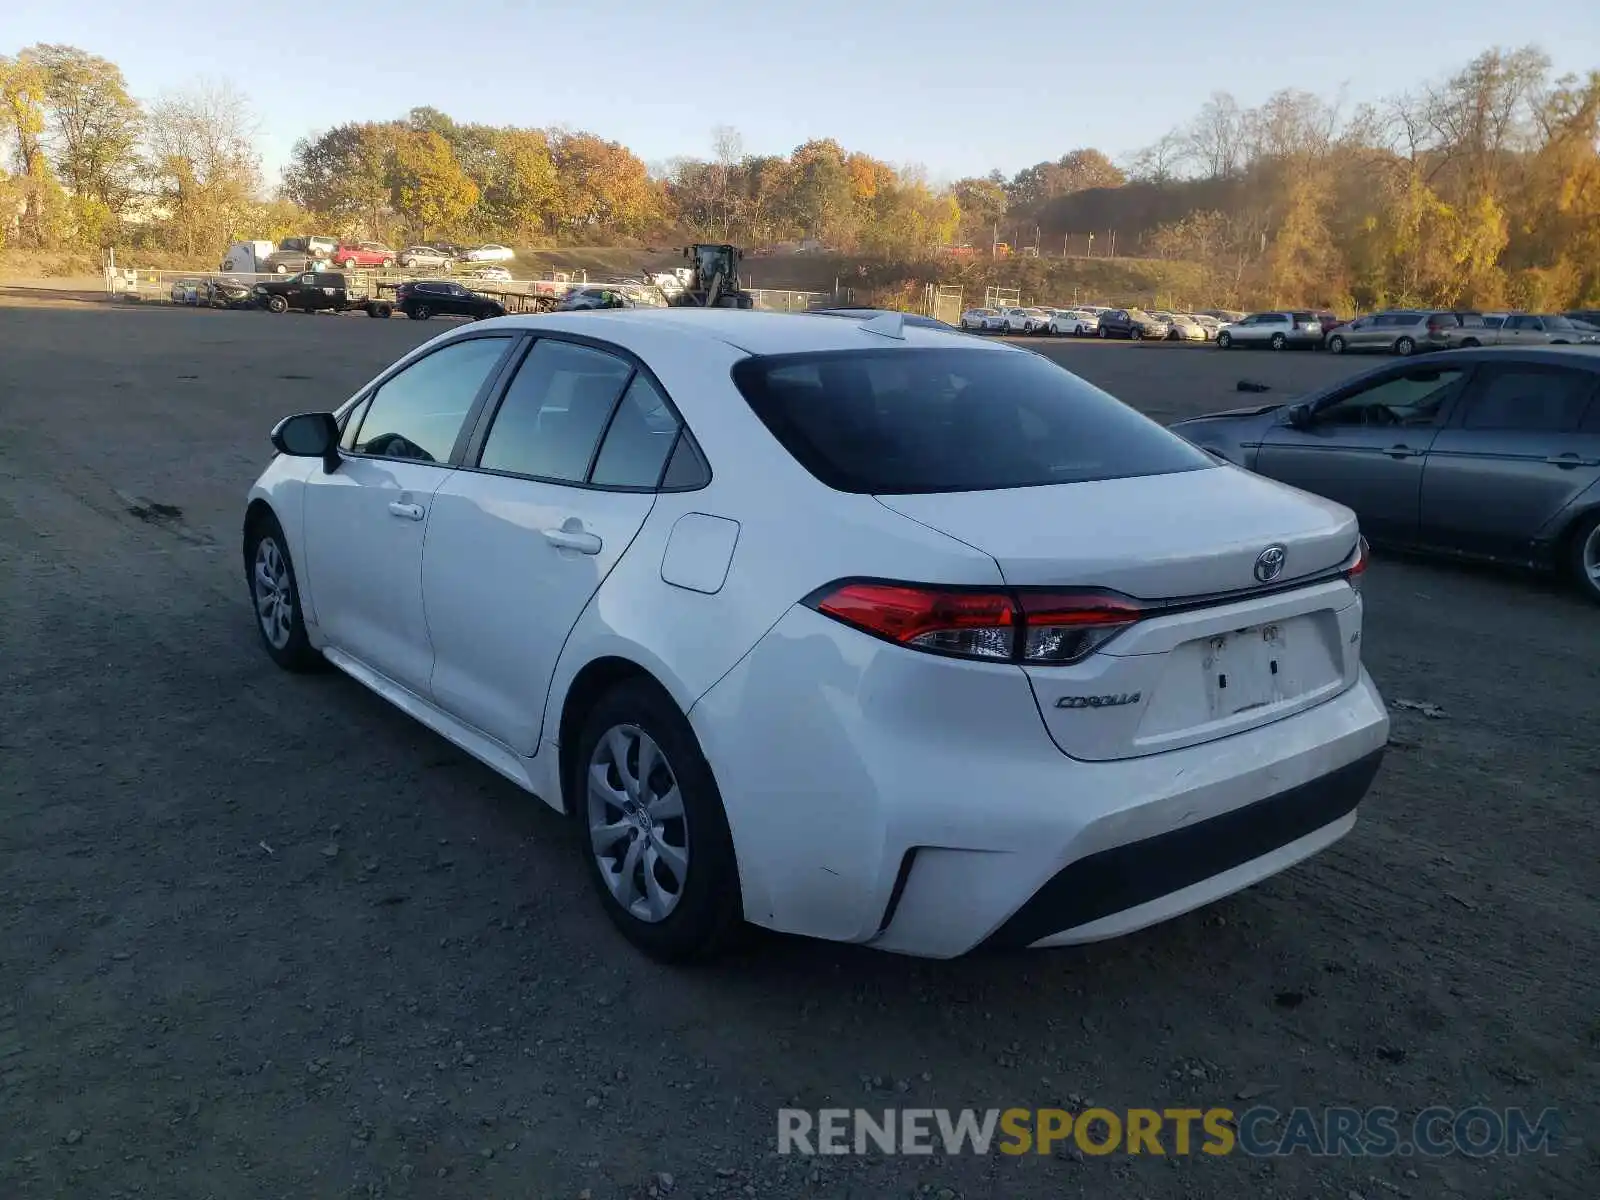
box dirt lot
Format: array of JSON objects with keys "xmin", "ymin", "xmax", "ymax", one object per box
[{"xmin": 1, "ymin": 302, "xmax": 1594, "ymax": 1200}]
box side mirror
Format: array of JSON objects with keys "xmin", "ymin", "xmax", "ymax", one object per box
[
  {"xmin": 271, "ymin": 412, "xmax": 340, "ymax": 473},
  {"xmin": 1287, "ymin": 404, "xmax": 1314, "ymax": 430}
]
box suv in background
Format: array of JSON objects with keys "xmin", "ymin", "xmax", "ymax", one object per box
[
  {"xmin": 394, "ymin": 279, "xmax": 507, "ymax": 321},
  {"xmin": 1215, "ymin": 311, "xmax": 1322, "ymax": 351},
  {"xmin": 333, "ymin": 242, "xmax": 396, "ymax": 269},
  {"xmin": 1324, "ymin": 310, "xmax": 1463, "ymax": 356}
]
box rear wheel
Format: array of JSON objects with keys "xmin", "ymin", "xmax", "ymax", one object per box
[
  {"xmin": 1394, "ymin": 336, "xmax": 1416, "ymax": 356},
  {"xmin": 1270, "ymin": 332, "xmax": 1287, "ymax": 351},
  {"xmin": 341, "ymin": 257, "xmax": 357, "ymax": 269},
  {"xmin": 572, "ymin": 680, "xmax": 743, "ymax": 962},
  {"xmin": 1568, "ymin": 513, "xmax": 1600, "ymax": 605},
  {"xmin": 1217, "ymin": 331, "xmax": 1232, "ymax": 349},
  {"xmin": 1328, "ymin": 334, "xmax": 1346, "ymax": 354},
  {"xmin": 407, "ymin": 303, "xmax": 432, "ymax": 320}
]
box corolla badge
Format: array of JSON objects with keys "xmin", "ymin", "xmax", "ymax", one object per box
[
  {"xmin": 1254, "ymin": 544, "xmax": 1287, "ymax": 583},
  {"xmin": 1055, "ymin": 693, "xmax": 1142, "ymax": 709}
]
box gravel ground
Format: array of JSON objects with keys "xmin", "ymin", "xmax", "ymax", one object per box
[{"xmin": 1, "ymin": 302, "xmax": 1595, "ymax": 1199}]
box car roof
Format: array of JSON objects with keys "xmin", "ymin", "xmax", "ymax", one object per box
[
  {"xmin": 1415, "ymin": 344, "xmax": 1600, "ymax": 367},
  {"xmin": 484, "ymin": 307, "xmax": 1017, "ymax": 355}
]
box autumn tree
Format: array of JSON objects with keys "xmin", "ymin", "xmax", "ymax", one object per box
[
  {"xmin": 0, "ymin": 51, "xmax": 66, "ymax": 246},
  {"xmin": 389, "ymin": 130, "xmax": 478, "ymax": 238},
  {"xmin": 284, "ymin": 122, "xmax": 399, "ymax": 235},
  {"xmin": 145, "ymin": 81, "xmax": 261, "ymax": 257},
  {"xmin": 27, "ymin": 43, "xmax": 142, "ymax": 238}
]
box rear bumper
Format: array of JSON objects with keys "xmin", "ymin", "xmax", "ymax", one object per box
[
  {"xmin": 981, "ymin": 748, "xmax": 1381, "ymax": 949},
  {"xmin": 690, "ymin": 605, "xmax": 1390, "ymax": 959}
]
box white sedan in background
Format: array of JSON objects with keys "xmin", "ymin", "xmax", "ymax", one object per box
[
  {"xmin": 243, "ymin": 308, "xmax": 1387, "ymax": 962},
  {"xmin": 462, "ymin": 243, "xmax": 516, "ymax": 262},
  {"xmin": 1048, "ymin": 308, "xmax": 1100, "ymax": 336},
  {"xmin": 1164, "ymin": 313, "xmax": 1209, "ymax": 341},
  {"xmin": 959, "ymin": 307, "xmax": 1006, "ymax": 332},
  {"xmin": 467, "ymin": 266, "xmax": 514, "ymax": 282}
]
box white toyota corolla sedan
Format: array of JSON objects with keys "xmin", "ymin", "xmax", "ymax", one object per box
[{"xmin": 244, "ymin": 309, "xmax": 1389, "ymax": 962}]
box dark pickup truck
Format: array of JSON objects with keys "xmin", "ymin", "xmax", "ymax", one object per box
[{"xmin": 253, "ymin": 271, "xmax": 393, "ymax": 317}]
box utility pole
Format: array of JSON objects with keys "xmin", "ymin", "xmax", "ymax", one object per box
[{"xmin": 1109, "ymin": 230, "xmax": 1117, "ymax": 258}]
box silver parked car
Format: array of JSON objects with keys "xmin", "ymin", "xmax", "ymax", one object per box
[
  {"xmin": 1169, "ymin": 346, "xmax": 1600, "ymax": 602},
  {"xmin": 1215, "ymin": 311, "xmax": 1323, "ymax": 351}
]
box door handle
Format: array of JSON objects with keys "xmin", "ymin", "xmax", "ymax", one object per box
[
  {"xmin": 542, "ymin": 527, "xmax": 602, "ymax": 554},
  {"xmin": 1383, "ymin": 445, "xmax": 1423, "ymax": 459},
  {"xmin": 387, "ymin": 501, "xmax": 425, "ymax": 521},
  {"xmin": 1545, "ymin": 453, "xmax": 1600, "ymax": 468}
]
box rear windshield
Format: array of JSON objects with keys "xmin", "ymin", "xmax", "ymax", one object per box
[{"xmin": 729, "ymin": 347, "xmax": 1214, "ymax": 495}]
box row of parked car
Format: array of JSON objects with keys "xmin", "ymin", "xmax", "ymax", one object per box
[
  {"xmin": 959, "ymin": 305, "xmax": 1242, "ymax": 341},
  {"xmin": 221, "ymin": 237, "xmax": 518, "ymax": 278},
  {"xmin": 960, "ymin": 303, "xmax": 1600, "ymax": 356}
]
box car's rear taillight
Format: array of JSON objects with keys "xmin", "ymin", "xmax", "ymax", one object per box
[
  {"xmin": 810, "ymin": 582, "xmax": 1016, "ymax": 660},
  {"xmin": 1014, "ymin": 591, "xmax": 1145, "ymax": 663},
  {"xmin": 1343, "ymin": 537, "xmax": 1370, "ymax": 594},
  {"xmin": 804, "ymin": 582, "xmax": 1146, "ymax": 665}
]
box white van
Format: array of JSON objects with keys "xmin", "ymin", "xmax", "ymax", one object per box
[{"xmin": 220, "ymin": 241, "xmax": 276, "ymax": 274}]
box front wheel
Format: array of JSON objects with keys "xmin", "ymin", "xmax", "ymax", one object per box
[
  {"xmin": 1394, "ymin": 336, "xmax": 1416, "ymax": 356},
  {"xmin": 1270, "ymin": 332, "xmax": 1287, "ymax": 351},
  {"xmin": 1130, "ymin": 327, "xmax": 1142, "ymax": 341},
  {"xmin": 1217, "ymin": 331, "xmax": 1232, "ymax": 349},
  {"xmin": 573, "ymin": 680, "xmax": 743, "ymax": 962},
  {"xmin": 1328, "ymin": 335, "xmax": 1346, "ymax": 354},
  {"xmin": 245, "ymin": 514, "xmax": 323, "ymax": 672},
  {"xmin": 341, "ymin": 258, "xmax": 357, "ymax": 269},
  {"xmin": 382, "ymin": 258, "xmax": 395, "ymax": 268},
  {"xmin": 265, "ymin": 294, "xmax": 288, "ymax": 313},
  {"xmin": 1568, "ymin": 513, "xmax": 1600, "ymax": 604},
  {"xmin": 1098, "ymin": 325, "xmax": 1108, "ymax": 338}
]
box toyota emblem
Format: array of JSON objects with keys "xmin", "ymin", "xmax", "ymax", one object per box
[{"xmin": 1254, "ymin": 544, "xmax": 1287, "ymax": 582}]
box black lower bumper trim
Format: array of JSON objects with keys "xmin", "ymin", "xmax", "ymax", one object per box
[{"xmin": 980, "ymin": 747, "xmax": 1384, "ymax": 951}]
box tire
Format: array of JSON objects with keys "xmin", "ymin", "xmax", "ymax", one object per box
[
  {"xmin": 1217, "ymin": 331, "xmax": 1232, "ymax": 349},
  {"xmin": 275, "ymin": 264, "xmax": 288, "ymax": 275},
  {"xmin": 407, "ymin": 304, "xmax": 432, "ymax": 320},
  {"xmin": 1328, "ymin": 335, "xmax": 1346, "ymax": 354},
  {"xmin": 571, "ymin": 679, "xmax": 743, "ymax": 962},
  {"xmin": 1459, "ymin": 338, "xmax": 1480, "ymax": 348},
  {"xmin": 265, "ymin": 294, "xmax": 288, "ymax": 314},
  {"xmin": 341, "ymin": 258, "xmax": 357, "ymax": 269},
  {"xmin": 1270, "ymin": 332, "xmax": 1287, "ymax": 351},
  {"xmin": 382, "ymin": 258, "xmax": 395, "ymax": 268},
  {"xmin": 366, "ymin": 302, "xmax": 391, "ymax": 318},
  {"xmin": 1098, "ymin": 325, "xmax": 1108, "ymax": 338},
  {"xmin": 1130, "ymin": 327, "xmax": 1143, "ymax": 341},
  {"xmin": 1394, "ymin": 336, "xmax": 1416, "ymax": 356},
  {"xmin": 244, "ymin": 513, "xmax": 323, "ymax": 672},
  {"xmin": 1567, "ymin": 512, "xmax": 1600, "ymax": 605}
]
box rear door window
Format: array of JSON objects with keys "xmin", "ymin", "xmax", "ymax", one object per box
[
  {"xmin": 729, "ymin": 347, "xmax": 1213, "ymax": 495},
  {"xmin": 1460, "ymin": 367, "xmax": 1595, "ymax": 433}
]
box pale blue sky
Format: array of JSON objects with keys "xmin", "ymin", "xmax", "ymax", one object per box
[{"xmin": 4, "ymin": 1, "xmax": 1595, "ymax": 185}]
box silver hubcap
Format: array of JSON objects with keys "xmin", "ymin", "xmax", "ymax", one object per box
[
  {"xmin": 1583, "ymin": 525, "xmax": 1600, "ymax": 588},
  {"xmin": 587, "ymin": 725, "xmax": 689, "ymax": 923},
  {"xmin": 252, "ymin": 536, "xmax": 293, "ymax": 649}
]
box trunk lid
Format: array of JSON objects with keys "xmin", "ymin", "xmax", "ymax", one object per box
[
  {"xmin": 876, "ymin": 467, "xmax": 1364, "ymax": 761},
  {"xmin": 875, "ymin": 466, "xmax": 1356, "ymax": 597}
]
